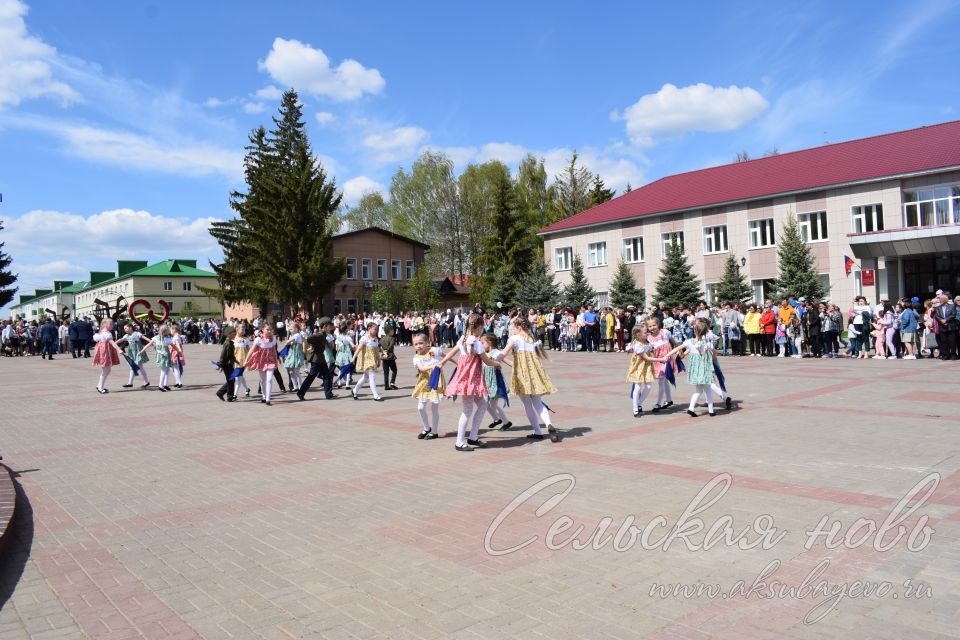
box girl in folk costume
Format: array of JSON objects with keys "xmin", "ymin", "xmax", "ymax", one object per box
[
  {"xmin": 117, "ymin": 323, "xmax": 151, "ymax": 388},
  {"xmin": 665, "ymin": 318, "xmax": 718, "ymax": 417},
  {"xmin": 232, "ymin": 324, "xmax": 251, "ymax": 399},
  {"xmin": 334, "ymin": 320, "xmax": 356, "ymax": 388},
  {"xmin": 495, "ymin": 316, "xmax": 557, "ymax": 441},
  {"xmin": 92, "ymin": 319, "xmax": 124, "ymax": 394},
  {"xmin": 169, "ymin": 325, "xmax": 186, "ymax": 388},
  {"xmin": 481, "ymin": 332, "xmax": 512, "ymax": 431},
  {"xmin": 625, "ymin": 324, "xmax": 657, "ymax": 417},
  {"xmin": 646, "ymin": 316, "xmax": 677, "ymax": 412},
  {"xmin": 351, "ymin": 322, "xmax": 384, "ymax": 401},
  {"xmin": 436, "ymin": 313, "xmax": 502, "ymax": 451},
  {"xmin": 245, "ymin": 325, "xmax": 279, "ymax": 405},
  {"xmin": 283, "ymin": 322, "xmax": 307, "ymax": 392},
  {"xmin": 152, "ymin": 326, "xmax": 175, "ymax": 392},
  {"xmin": 410, "ymin": 332, "xmax": 445, "ymax": 440}
]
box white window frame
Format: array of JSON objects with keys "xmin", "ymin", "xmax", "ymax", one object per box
[
  {"xmin": 182, "ymin": 282, "xmax": 192, "ymax": 292},
  {"xmin": 406, "ymin": 260, "xmax": 415, "ymax": 279},
  {"xmin": 361, "ymin": 258, "xmax": 372, "ymax": 280},
  {"xmin": 703, "ymin": 225, "xmax": 728, "ymax": 255},
  {"xmin": 797, "ymin": 211, "xmax": 828, "ymax": 243},
  {"xmin": 705, "ymin": 283, "xmax": 721, "ymax": 306},
  {"xmin": 391, "ymin": 259, "xmax": 402, "ymax": 280},
  {"xmin": 587, "ymin": 242, "xmax": 608, "ymax": 267},
  {"xmin": 660, "ymin": 231, "xmax": 685, "ymax": 259},
  {"xmin": 903, "ymin": 185, "xmax": 960, "ymax": 227},
  {"xmin": 623, "ymin": 236, "xmax": 644, "ymax": 263},
  {"xmin": 851, "ymin": 204, "xmax": 884, "ymax": 233},
  {"xmin": 555, "ymin": 247, "xmax": 573, "ymax": 271},
  {"xmin": 163, "ymin": 281, "xmax": 173, "ymax": 291},
  {"xmin": 818, "ymin": 273, "xmax": 831, "ymax": 299},
  {"xmin": 345, "ymin": 258, "xmax": 357, "ymax": 280},
  {"xmin": 748, "ymin": 219, "xmax": 775, "ymax": 249},
  {"xmin": 377, "ymin": 259, "xmax": 387, "ymax": 280}
]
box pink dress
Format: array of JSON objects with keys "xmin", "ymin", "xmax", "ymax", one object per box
[
  {"xmin": 649, "ymin": 329, "xmax": 673, "ymax": 378},
  {"xmin": 92, "ymin": 331, "xmax": 120, "ymax": 367},
  {"xmin": 445, "ymin": 336, "xmax": 488, "ymax": 398},
  {"xmin": 244, "ymin": 337, "xmax": 278, "ymax": 371}
]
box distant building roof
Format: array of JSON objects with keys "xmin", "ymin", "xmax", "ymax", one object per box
[
  {"xmin": 79, "ymin": 260, "xmax": 216, "ymax": 291},
  {"xmin": 334, "ymin": 226, "xmax": 430, "ymax": 250},
  {"xmin": 541, "ymin": 119, "xmax": 960, "ymax": 235}
]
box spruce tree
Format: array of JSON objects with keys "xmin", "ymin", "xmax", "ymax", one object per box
[
  {"xmin": 588, "ymin": 174, "xmax": 615, "ymax": 207},
  {"xmin": 773, "ymin": 214, "xmax": 826, "ymax": 300},
  {"xmin": 553, "ymin": 151, "xmax": 592, "ymax": 220},
  {"xmin": 0, "ymin": 220, "xmax": 18, "ymax": 308},
  {"xmin": 654, "ymin": 240, "xmax": 702, "ymax": 308},
  {"xmin": 715, "ymin": 254, "xmax": 753, "ymax": 304},
  {"xmin": 516, "ymin": 254, "xmax": 560, "ymax": 311},
  {"xmin": 488, "ymin": 267, "xmax": 518, "ymax": 310},
  {"xmin": 608, "ymin": 259, "xmax": 644, "ymax": 309},
  {"xmin": 562, "ymin": 255, "xmax": 597, "ymax": 309}
]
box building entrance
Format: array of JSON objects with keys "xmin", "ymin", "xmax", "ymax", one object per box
[{"xmin": 903, "ymin": 253, "xmax": 960, "ymax": 300}]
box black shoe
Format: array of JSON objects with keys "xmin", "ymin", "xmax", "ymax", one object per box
[
  {"xmin": 424, "ymin": 432, "xmax": 439, "ymax": 440},
  {"xmin": 652, "ymin": 404, "xmax": 662, "ymax": 413},
  {"xmin": 296, "ymin": 392, "xmax": 305, "ymax": 401},
  {"xmin": 325, "ymin": 394, "xmax": 336, "ymax": 399},
  {"xmin": 260, "ymin": 398, "xmax": 266, "ymax": 403},
  {"xmin": 227, "ymin": 397, "xmax": 236, "ymax": 402},
  {"xmin": 633, "ymin": 410, "xmax": 641, "ymax": 418},
  {"xmin": 175, "ymin": 384, "xmax": 183, "ymax": 389},
  {"xmin": 216, "ymin": 393, "xmax": 226, "ymax": 401},
  {"xmin": 526, "ymin": 434, "xmax": 545, "ymax": 440},
  {"xmin": 454, "ymin": 443, "xmax": 473, "ymax": 452},
  {"xmin": 265, "ymin": 401, "xmax": 272, "ymax": 406},
  {"xmin": 48, "ymin": 356, "xmax": 54, "ymax": 360},
  {"xmin": 418, "ymin": 430, "xmax": 429, "ymax": 439},
  {"xmin": 97, "ymin": 388, "xmax": 108, "ymax": 394},
  {"xmin": 352, "ymin": 391, "xmax": 359, "ymax": 400},
  {"xmin": 500, "ymin": 421, "xmax": 512, "ymax": 431},
  {"xmin": 158, "ymin": 387, "xmax": 167, "ymax": 392},
  {"xmin": 725, "ymin": 397, "xmax": 732, "ymax": 410},
  {"xmin": 708, "ymin": 411, "xmax": 716, "ymax": 417},
  {"xmin": 488, "ymin": 419, "xmax": 503, "ymax": 429},
  {"xmin": 141, "ymin": 383, "xmax": 150, "ymax": 388},
  {"xmin": 467, "ymin": 438, "xmax": 487, "ymax": 448},
  {"xmin": 122, "ymin": 384, "xmax": 133, "ymax": 388},
  {"xmin": 163, "ymin": 386, "xmax": 172, "ymax": 391},
  {"xmin": 373, "ymin": 396, "xmax": 384, "ymax": 402},
  {"xmin": 664, "ymin": 401, "xmax": 674, "ymax": 409},
  {"xmin": 687, "ymin": 409, "xmax": 697, "ymax": 417}
]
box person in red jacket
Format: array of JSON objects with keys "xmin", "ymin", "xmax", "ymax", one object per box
[{"xmin": 760, "ymin": 302, "xmax": 777, "ymax": 357}]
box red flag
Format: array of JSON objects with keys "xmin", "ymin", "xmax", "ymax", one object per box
[{"xmin": 844, "ymin": 255, "xmax": 856, "ymax": 277}]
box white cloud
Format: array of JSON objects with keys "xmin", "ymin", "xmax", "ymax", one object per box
[
  {"xmin": 362, "ymin": 125, "xmax": 428, "ymax": 163},
  {"xmin": 615, "ymin": 83, "xmax": 768, "ymax": 146},
  {"xmin": 258, "ymin": 37, "xmax": 385, "ymax": 101},
  {"xmin": 254, "ymin": 85, "xmax": 283, "ymax": 101},
  {"xmin": 0, "ymin": 0, "xmax": 79, "ymax": 110},
  {"xmin": 4, "ymin": 208, "xmax": 222, "ymax": 262},
  {"xmin": 424, "ymin": 145, "xmax": 478, "ymax": 168},
  {"xmin": 315, "ymin": 111, "xmax": 335, "ymax": 125},
  {"xmin": 476, "ymin": 142, "xmax": 530, "ymax": 166},
  {"xmin": 342, "ymin": 176, "xmax": 385, "ymax": 204},
  {"xmin": 242, "ymin": 101, "xmax": 266, "ymax": 114}
]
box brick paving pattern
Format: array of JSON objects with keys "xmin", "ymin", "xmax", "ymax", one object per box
[{"xmin": 1, "ymin": 346, "xmax": 959, "ymax": 639}]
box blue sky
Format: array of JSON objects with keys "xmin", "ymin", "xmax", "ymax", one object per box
[{"xmin": 1, "ymin": 0, "xmax": 958, "ymax": 312}]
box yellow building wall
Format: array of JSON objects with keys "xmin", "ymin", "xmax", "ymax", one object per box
[{"xmin": 74, "ymin": 277, "xmax": 221, "ymax": 318}]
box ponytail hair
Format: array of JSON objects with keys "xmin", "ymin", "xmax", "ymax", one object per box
[
  {"xmin": 693, "ymin": 317, "xmax": 710, "ymax": 339},
  {"xmin": 510, "ymin": 316, "xmax": 548, "ymax": 359}
]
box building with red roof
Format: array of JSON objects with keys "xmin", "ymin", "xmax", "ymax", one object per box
[{"xmin": 540, "ymin": 120, "xmax": 960, "ymax": 306}]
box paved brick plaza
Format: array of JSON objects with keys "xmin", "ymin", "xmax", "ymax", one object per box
[{"xmin": 1, "ymin": 346, "xmax": 959, "ymax": 639}]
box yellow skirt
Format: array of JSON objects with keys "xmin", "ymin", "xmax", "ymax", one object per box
[
  {"xmin": 626, "ymin": 355, "xmax": 655, "ymax": 384},
  {"xmin": 234, "ymin": 345, "xmax": 248, "ymax": 367},
  {"xmin": 355, "ymin": 345, "xmax": 380, "ymax": 372},
  {"xmin": 411, "ymin": 369, "xmax": 445, "ymax": 401},
  {"xmin": 510, "ymin": 350, "xmax": 557, "ymax": 396}
]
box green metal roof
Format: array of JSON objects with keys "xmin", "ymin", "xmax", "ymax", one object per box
[
  {"xmin": 59, "ymin": 281, "xmax": 89, "ymax": 293},
  {"xmin": 79, "ymin": 260, "xmax": 216, "ymax": 291}
]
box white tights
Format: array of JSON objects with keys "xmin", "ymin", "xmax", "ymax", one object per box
[
  {"xmin": 287, "ymin": 367, "xmax": 303, "ymax": 391},
  {"xmin": 97, "ymin": 365, "xmax": 111, "ymax": 391},
  {"xmin": 486, "ymin": 397, "xmax": 509, "ymax": 424},
  {"xmin": 688, "ymin": 385, "xmax": 714, "ymax": 412},
  {"xmin": 353, "ymin": 372, "xmax": 380, "ymax": 398},
  {"xmin": 173, "ymin": 363, "xmax": 183, "ymax": 385},
  {"xmin": 234, "ymin": 373, "xmax": 249, "ymax": 395},
  {"xmin": 709, "ymin": 383, "xmax": 726, "ymax": 401},
  {"xmin": 127, "ymin": 366, "xmax": 150, "ymax": 385},
  {"xmin": 656, "ymin": 377, "xmax": 673, "ymax": 405},
  {"xmin": 259, "ymin": 370, "xmax": 273, "ymax": 402},
  {"xmin": 417, "ymin": 399, "xmax": 440, "ymax": 434},
  {"xmin": 632, "ymin": 383, "xmax": 652, "ymax": 413},
  {"xmin": 520, "ymin": 394, "xmax": 551, "ymax": 436},
  {"xmin": 456, "ymin": 396, "xmax": 488, "ymax": 446},
  {"xmin": 158, "ymin": 366, "xmax": 170, "ymax": 388}
]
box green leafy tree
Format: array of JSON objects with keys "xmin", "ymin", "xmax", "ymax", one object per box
[
  {"xmin": 460, "ymin": 160, "xmax": 510, "ymax": 287},
  {"xmin": 487, "ymin": 267, "xmax": 518, "ymax": 311},
  {"xmin": 552, "ymin": 151, "xmax": 592, "ymax": 221},
  {"xmin": 515, "ymin": 154, "xmax": 556, "ymax": 231},
  {"xmin": 371, "ymin": 283, "xmax": 405, "ymax": 314},
  {"xmin": 562, "ymin": 255, "xmax": 597, "ymax": 309},
  {"xmin": 404, "ymin": 264, "xmax": 440, "ymax": 311},
  {"xmin": 516, "ymin": 253, "xmax": 560, "ymax": 311},
  {"xmin": 473, "ymin": 173, "xmax": 534, "ymax": 305},
  {"xmin": 344, "ymin": 191, "xmax": 393, "ymax": 231},
  {"xmin": 773, "ymin": 213, "xmax": 826, "ymax": 300},
  {"xmin": 588, "ymin": 174, "xmax": 615, "ymax": 207},
  {"xmin": 715, "ymin": 254, "xmax": 753, "ymax": 304},
  {"xmin": 654, "ymin": 240, "xmax": 702, "ymax": 308},
  {"xmin": 0, "ymin": 220, "xmax": 17, "ymax": 308},
  {"xmin": 608, "ymin": 259, "xmax": 644, "ymax": 309}
]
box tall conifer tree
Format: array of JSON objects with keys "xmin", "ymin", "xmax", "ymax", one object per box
[
  {"xmin": 654, "ymin": 240, "xmax": 702, "ymax": 308},
  {"xmin": 0, "ymin": 220, "xmax": 18, "ymax": 309}
]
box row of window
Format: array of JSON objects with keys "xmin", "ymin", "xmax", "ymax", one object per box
[
  {"xmin": 558, "ymin": 210, "xmax": 839, "ymax": 270},
  {"xmin": 343, "ymin": 258, "xmax": 415, "ymax": 281},
  {"xmin": 903, "ymin": 187, "xmax": 960, "ymax": 228}
]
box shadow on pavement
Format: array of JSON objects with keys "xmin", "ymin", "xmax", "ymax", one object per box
[{"xmin": 0, "ymin": 465, "xmax": 34, "ymax": 610}]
